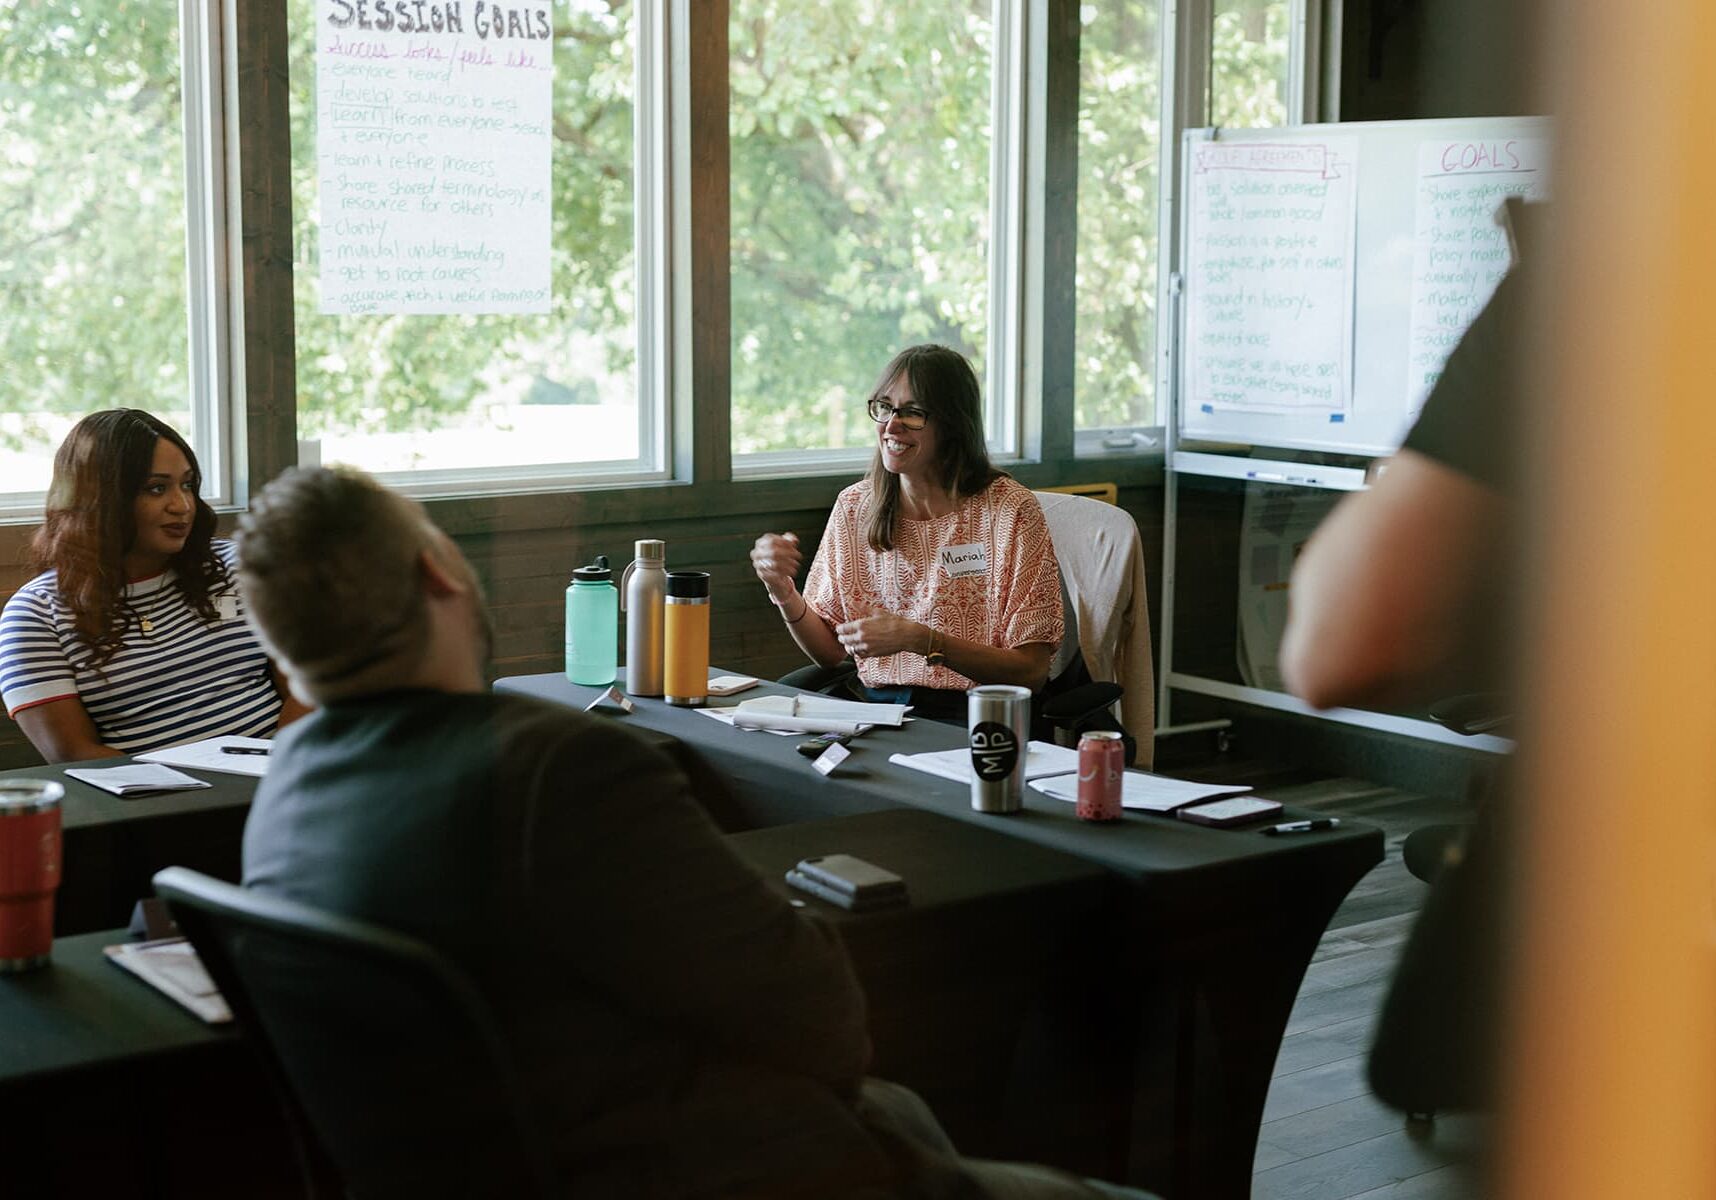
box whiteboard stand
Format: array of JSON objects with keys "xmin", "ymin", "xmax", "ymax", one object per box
[{"xmin": 1155, "ymin": 116, "xmax": 1547, "ymax": 758}]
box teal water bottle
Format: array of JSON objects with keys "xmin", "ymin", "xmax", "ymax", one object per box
[{"xmin": 565, "ymin": 556, "xmax": 618, "ymax": 686}]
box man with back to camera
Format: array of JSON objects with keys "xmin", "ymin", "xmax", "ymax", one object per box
[{"xmin": 234, "ymin": 464, "xmax": 1151, "ymax": 1200}]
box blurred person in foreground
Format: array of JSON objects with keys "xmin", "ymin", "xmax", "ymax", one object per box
[
  {"xmin": 1279, "ymin": 201, "xmax": 1544, "ymax": 1117},
  {"xmin": 235, "ymin": 464, "xmax": 1151, "ymax": 1200}
]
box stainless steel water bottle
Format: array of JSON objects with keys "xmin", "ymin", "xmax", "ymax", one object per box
[
  {"xmin": 968, "ymin": 685, "xmax": 1031, "ymax": 814},
  {"xmin": 620, "ymin": 539, "xmax": 667, "ymax": 696}
]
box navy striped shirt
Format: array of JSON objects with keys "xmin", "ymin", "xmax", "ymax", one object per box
[{"xmin": 0, "ymin": 541, "xmax": 282, "ymax": 753}]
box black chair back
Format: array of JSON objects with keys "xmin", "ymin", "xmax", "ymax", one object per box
[{"xmin": 153, "ymin": 867, "xmax": 557, "ymax": 1200}]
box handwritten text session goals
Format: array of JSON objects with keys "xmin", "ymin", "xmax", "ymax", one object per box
[{"xmin": 316, "ymin": 0, "xmax": 552, "ymax": 315}]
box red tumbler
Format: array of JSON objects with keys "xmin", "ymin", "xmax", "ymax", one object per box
[{"xmin": 0, "ymin": 780, "xmax": 64, "ymax": 972}]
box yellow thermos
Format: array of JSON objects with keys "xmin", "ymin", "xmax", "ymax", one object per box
[{"xmin": 663, "ymin": 571, "xmax": 711, "ymax": 707}]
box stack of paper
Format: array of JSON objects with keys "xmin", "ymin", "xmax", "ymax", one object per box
[
  {"xmin": 1029, "ymin": 771, "xmax": 1253, "ymax": 814},
  {"xmin": 728, "ymin": 694, "xmax": 910, "ymax": 735},
  {"xmin": 888, "ymin": 742, "xmax": 1081, "ymax": 785},
  {"xmin": 64, "ymin": 763, "xmax": 212, "ymax": 796},
  {"xmin": 105, "ymin": 938, "xmax": 232, "ymax": 1024}
]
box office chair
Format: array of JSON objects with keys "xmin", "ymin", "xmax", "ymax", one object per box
[
  {"xmin": 1032, "ymin": 490, "xmax": 1154, "ymax": 769},
  {"xmin": 152, "ymin": 867, "xmax": 558, "ymax": 1200},
  {"xmin": 1369, "ymin": 695, "xmax": 1513, "ymax": 1121}
]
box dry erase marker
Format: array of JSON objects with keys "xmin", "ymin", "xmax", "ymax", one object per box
[{"xmin": 1263, "ymin": 818, "xmax": 1339, "ymax": 836}]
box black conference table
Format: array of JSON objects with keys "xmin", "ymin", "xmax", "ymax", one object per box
[
  {"xmin": 3, "ymin": 809, "xmax": 1115, "ymax": 1197},
  {"xmin": 3, "ymin": 671, "xmax": 1383, "ymax": 1200},
  {"xmin": 496, "ymin": 670, "xmax": 1385, "ymax": 1200}
]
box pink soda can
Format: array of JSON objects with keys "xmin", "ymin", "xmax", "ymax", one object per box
[{"xmin": 1076, "ymin": 731, "xmax": 1125, "ymax": 822}]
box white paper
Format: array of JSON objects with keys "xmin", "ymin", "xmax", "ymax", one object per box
[
  {"xmin": 735, "ymin": 695, "xmax": 910, "ymax": 727},
  {"xmin": 1030, "ymin": 771, "xmax": 1253, "ymax": 814},
  {"xmin": 693, "ymin": 708, "xmax": 795, "ymax": 736},
  {"xmin": 106, "ymin": 939, "xmax": 232, "ymax": 1024},
  {"xmin": 1184, "ymin": 138, "xmax": 1360, "ymax": 417},
  {"xmin": 137, "ymin": 735, "xmax": 275, "ymax": 778},
  {"xmin": 64, "ymin": 763, "xmax": 212, "ymax": 796},
  {"xmin": 1404, "ymin": 138, "xmax": 1550, "ymax": 415},
  {"xmin": 888, "ymin": 741, "xmax": 1080, "ymax": 786},
  {"xmin": 315, "ymin": 0, "xmax": 554, "ymax": 314}
]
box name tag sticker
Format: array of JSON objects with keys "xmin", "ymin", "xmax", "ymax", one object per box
[
  {"xmin": 939, "ymin": 543, "xmax": 989, "ymax": 579},
  {"xmin": 216, "ymin": 595, "xmax": 240, "ymax": 621},
  {"xmin": 813, "ymin": 743, "xmax": 851, "ymax": 776}
]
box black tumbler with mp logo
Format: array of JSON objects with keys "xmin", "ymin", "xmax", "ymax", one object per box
[{"xmin": 968, "ymin": 685, "xmax": 1030, "ymax": 814}]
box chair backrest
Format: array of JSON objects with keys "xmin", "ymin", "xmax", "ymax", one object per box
[
  {"xmin": 153, "ymin": 867, "xmax": 557, "ymax": 1200},
  {"xmin": 1033, "ymin": 490, "xmax": 1155, "ymax": 767}
]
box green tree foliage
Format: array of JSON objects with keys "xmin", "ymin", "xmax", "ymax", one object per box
[
  {"xmin": 1, "ymin": 0, "xmax": 1289, "ymax": 465},
  {"xmin": 0, "ymin": 0, "xmax": 190, "ymax": 453},
  {"xmin": 728, "ymin": 1, "xmax": 992, "ymax": 454},
  {"xmin": 1075, "ymin": 0, "xmax": 1162, "ymax": 430},
  {"xmin": 287, "ymin": 0, "xmax": 637, "ymax": 448}
]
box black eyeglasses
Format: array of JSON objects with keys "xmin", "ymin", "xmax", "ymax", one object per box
[{"xmin": 866, "ymin": 397, "xmax": 929, "ymax": 429}]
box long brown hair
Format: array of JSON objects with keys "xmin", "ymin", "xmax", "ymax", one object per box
[
  {"xmin": 29, "ymin": 410, "xmax": 224, "ymax": 665},
  {"xmin": 862, "ymin": 344, "xmax": 1000, "ymax": 551}
]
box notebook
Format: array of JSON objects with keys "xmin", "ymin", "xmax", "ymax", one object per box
[{"xmin": 63, "ymin": 763, "xmax": 212, "ymax": 797}]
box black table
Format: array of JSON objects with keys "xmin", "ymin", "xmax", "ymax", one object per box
[
  {"xmin": 0, "ymin": 931, "xmax": 302, "ymax": 1197},
  {"xmin": 4, "ymin": 811, "xmax": 1118, "ymax": 1195},
  {"xmin": 0, "ymin": 758, "xmax": 260, "ymax": 937},
  {"xmin": 497, "ymin": 669, "xmax": 1385, "ymax": 1200}
]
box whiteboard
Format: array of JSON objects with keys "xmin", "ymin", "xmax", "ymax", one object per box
[{"xmin": 1176, "ymin": 116, "xmax": 1551, "ymax": 456}]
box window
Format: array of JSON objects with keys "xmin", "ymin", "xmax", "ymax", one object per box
[
  {"xmin": 0, "ymin": 0, "xmax": 228, "ymax": 514},
  {"xmin": 286, "ymin": 0, "xmax": 660, "ymax": 491},
  {"xmin": 1211, "ymin": 0, "xmax": 1290, "ymax": 129},
  {"xmin": 6, "ymin": 2, "xmax": 1325, "ymax": 517},
  {"xmin": 728, "ymin": 1, "xmax": 999, "ymax": 468},
  {"xmin": 1072, "ymin": 1, "xmax": 1162, "ymax": 438}
]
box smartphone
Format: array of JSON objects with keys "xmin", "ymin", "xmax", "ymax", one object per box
[
  {"xmin": 785, "ymin": 854, "xmax": 908, "ymax": 911},
  {"xmin": 1177, "ymin": 796, "xmax": 1284, "ymax": 828},
  {"xmin": 796, "ymin": 732, "xmax": 851, "ymax": 757},
  {"xmin": 707, "ymin": 675, "xmax": 761, "ymax": 697}
]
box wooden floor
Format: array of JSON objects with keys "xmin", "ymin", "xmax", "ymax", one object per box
[{"xmin": 1221, "ymin": 769, "xmax": 1492, "ymax": 1200}]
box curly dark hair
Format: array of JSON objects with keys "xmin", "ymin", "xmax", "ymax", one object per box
[
  {"xmin": 861, "ymin": 344, "xmax": 1001, "ymax": 552},
  {"xmin": 29, "ymin": 410, "xmax": 225, "ymax": 666}
]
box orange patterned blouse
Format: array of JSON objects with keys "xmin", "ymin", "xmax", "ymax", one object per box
[{"xmin": 802, "ymin": 475, "xmax": 1064, "ymax": 690}]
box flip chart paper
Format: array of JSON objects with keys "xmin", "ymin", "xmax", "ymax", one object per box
[
  {"xmin": 1405, "ymin": 138, "xmax": 1550, "ymax": 413},
  {"xmin": 1185, "ymin": 138, "xmax": 1360, "ymax": 417},
  {"xmin": 316, "ymin": 0, "xmax": 553, "ymax": 314}
]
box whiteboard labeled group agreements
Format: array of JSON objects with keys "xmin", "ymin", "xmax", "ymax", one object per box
[
  {"xmin": 1184, "ymin": 138, "xmax": 1360, "ymax": 419},
  {"xmin": 315, "ymin": 0, "xmax": 554, "ymax": 316}
]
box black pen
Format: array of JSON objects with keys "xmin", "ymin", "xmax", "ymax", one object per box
[
  {"xmin": 221, "ymin": 745, "xmax": 270, "ymax": 756},
  {"xmin": 1263, "ymin": 818, "xmax": 1338, "ymax": 836}
]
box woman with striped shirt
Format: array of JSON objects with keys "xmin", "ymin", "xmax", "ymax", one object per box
[{"xmin": 0, "ymin": 410, "xmax": 307, "ymax": 763}]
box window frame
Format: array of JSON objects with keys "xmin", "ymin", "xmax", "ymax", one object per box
[
  {"xmin": 0, "ymin": 0, "xmax": 235, "ymax": 521},
  {"xmin": 3, "ymin": 0, "xmax": 1332, "ymax": 526}
]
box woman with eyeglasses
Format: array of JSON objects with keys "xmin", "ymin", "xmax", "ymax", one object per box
[
  {"xmin": 750, "ymin": 344, "xmax": 1064, "ymax": 722},
  {"xmin": 0, "ymin": 410, "xmax": 308, "ymax": 763}
]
